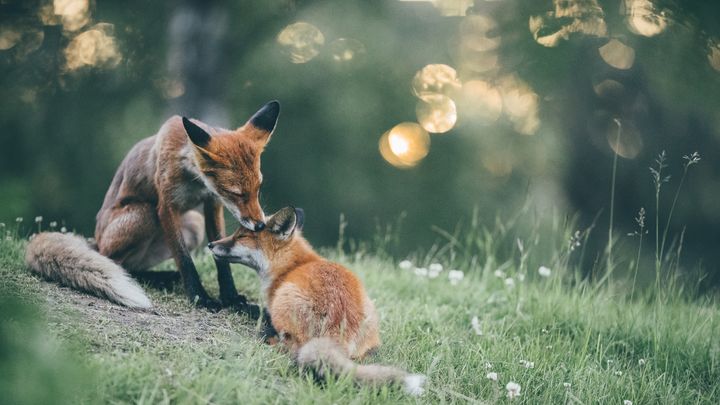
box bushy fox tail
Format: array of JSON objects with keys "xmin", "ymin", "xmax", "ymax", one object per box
[
  {"xmin": 296, "ymin": 337, "xmax": 426, "ymax": 396},
  {"xmin": 25, "ymin": 232, "xmax": 152, "ymax": 309}
]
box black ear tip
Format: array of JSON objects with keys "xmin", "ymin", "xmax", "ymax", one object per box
[{"xmin": 249, "ymin": 100, "xmax": 281, "ymax": 132}]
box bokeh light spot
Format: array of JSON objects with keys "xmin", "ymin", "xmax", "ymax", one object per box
[
  {"xmin": 411, "ymin": 64, "xmax": 461, "ymax": 102},
  {"xmin": 607, "ymin": 119, "xmax": 643, "ymax": 159},
  {"xmin": 708, "ymin": 39, "xmax": 720, "ymax": 72},
  {"xmin": 328, "ymin": 38, "xmax": 366, "ymax": 63},
  {"xmin": 379, "ymin": 122, "xmax": 430, "ymax": 169},
  {"xmin": 0, "ymin": 27, "xmax": 22, "ymax": 50},
  {"xmin": 64, "ymin": 23, "xmax": 122, "ymax": 71},
  {"xmin": 54, "ymin": 0, "xmax": 91, "ymax": 32},
  {"xmin": 599, "ymin": 39, "xmax": 635, "ymax": 70},
  {"xmin": 416, "ymin": 95, "xmax": 457, "ymax": 134},
  {"xmin": 277, "ymin": 22, "xmax": 325, "ymax": 64},
  {"xmin": 624, "ymin": 0, "xmax": 668, "ymax": 37},
  {"xmin": 456, "ymin": 80, "xmax": 502, "ymax": 125}
]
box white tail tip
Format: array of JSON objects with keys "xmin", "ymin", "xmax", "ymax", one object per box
[
  {"xmin": 109, "ymin": 272, "xmax": 153, "ymax": 309},
  {"xmin": 403, "ymin": 374, "xmax": 427, "ymax": 396}
]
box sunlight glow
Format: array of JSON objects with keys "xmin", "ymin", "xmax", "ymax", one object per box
[
  {"xmin": 64, "ymin": 23, "xmax": 122, "ymax": 71},
  {"xmin": 456, "ymin": 80, "xmax": 502, "ymax": 125},
  {"xmin": 411, "ymin": 64, "xmax": 461, "ymax": 102},
  {"xmin": 599, "ymin": 39, "xmax": 635, "ymax": 70},
  {"xmin": 499, "ymin": 76, "xmax": 540, "ymax": 135},
  {"xmin": 379, "ymin": 122, "xmax": 430, "ymax": 169},
  {"xmin": 624, "ymin": 0, "xmax": 668, "ymax": 37},
  {"xmin": 277, "ymin": 22, "xmax": 325, "ymax": 64},
  {"xmin": 416, "ymin": 95, "xmax": 457, "ymax": 134},
  {"xmin": 328, "ymin": 38, "xmax": 366, "ymax": 63},
  {"xmin": 456, "ymin": 15, "xmax": 501, "ymax": 75}
]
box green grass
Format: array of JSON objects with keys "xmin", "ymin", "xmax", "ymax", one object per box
[{"xmin": 0, "ymin": 222, "xmax": 718, "ymax": 404}]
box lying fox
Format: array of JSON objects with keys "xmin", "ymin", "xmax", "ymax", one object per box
[
  {"xmin": 208, "ymin": 207, "xmax": 427, "ymax": 395},
  {"xmin": 25, "ymin": 101, "xmax": 280, "ymax": 313}
]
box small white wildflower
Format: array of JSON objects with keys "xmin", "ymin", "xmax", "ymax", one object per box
[
  {"xmin": 519, "ymin": 360, "xmax": 535, "ymax": 369},
  {"xmin": 399, "ymin": 260, "xmax": 413, "ymax": 270},
  {"xmin": 638, "ymin": 358, "xmax": 646, "ymax": 366},
  {"xmin": 448, "ymin": 270, "xmax": 464, "ymax": 285},
  {"xmin": 29, "ymin": 233, "xmax": 36, "ymax": 241},
  {"xmin": 414, "ymin": 267, "xmax": 428, "ymax": 277},
  {"xmin": 60, "ymin": 227, "xmax": 67, "ymax": 233},
  {"xmin": 0, "ymin": 223, "xmax": 5, "ymax": 228},
  {"xmin": 16, "ymin": 217, "xmax": 23, "ymax": 223},
  {"xmin": 623, "ymin": 401, "xmax": 633, "ymax": 405},
  {"xmin": 542, "ymin": 328, "xmax": 549, "ymax": 334},
  {"xmin": 504, "ymin": 277, "xmax": 515, "ymax": 288},
  {"xmin": 484, "ymin": 362, "xmax": 493, "ymax": 370},
  {"xmin": 538, "ymin": 266, "xmax": 552, "ymax": 277},
  {"xmin": 493, "ymin": 269, "xmax": 506, "ymax": 278},
  {"xmin": 517, "ymin": 273, "xmax": 525, "ymax": 282},
  {"xmin": 49, "ymin": 221, "xmax": 57, "ymax": 228},
  {"xmin": 563, "ymin": 382, "xmax": 571, "ymax": 389},
  {"xmin": 471, "ymin": 316, "xmax": 482, "ymax": 335},
  {"xmin": 429, "ymin": 263, "xmax": 443, "ymax": 272},
  {"xmin": 486, "ymin": 372, "xmax": 498, "ymax": 381},
  {"xmin": 614, "ymin": 370, "xmax": 623, "ymax": 376},
  {"xmin": 34, "ymin": 216, "xmax": 43, "ymax": 223},
  {"xmin": 545, "ymin": 345, "xmax": 552, "ymax": 349},
  {"xmin": 506, "ymin": 381, "xmax": 521, "ymax": 399},
  {"xmin": 427, "ymin": 268, "xmax": 441, "ymax": 278}
]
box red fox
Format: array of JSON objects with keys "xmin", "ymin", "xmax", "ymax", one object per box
[
  {"xmin": 25, "ymin": 101, "xmax": 280, "ymax": 313},
  {"xmin": 208, "ymin": 207, "xmax": 427, "ymax": 395}
]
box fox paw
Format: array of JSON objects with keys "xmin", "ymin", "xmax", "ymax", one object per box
[
  {"xmin": 192, "ymin": 294, "xmax": 222, "ymax": 312},
  {"xmin": 222, "ymin": 294, "xmax": 261, "ymax": 320}
]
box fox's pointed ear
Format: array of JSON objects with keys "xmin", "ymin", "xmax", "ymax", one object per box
[
  {"xmin": 183, "ymin": 117, "xmax": 212, "ymax": 148},
  {"xmin": 267, "ymin": 206, "xmax": 297, "ymax": 240},
  {"xmin": 294, "ymin": 207, "xmax": 305, "ymax": 231},
  {"xmin": 245, "ymin": 100, "xmax": 280, "ymax": 145}
]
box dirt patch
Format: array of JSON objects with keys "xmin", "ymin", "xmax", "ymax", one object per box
[{"xmin": 35, "ymin": 278, "xmax": 257, "ymax": 348}]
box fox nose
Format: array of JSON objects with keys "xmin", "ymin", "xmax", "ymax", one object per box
[
  {"xmin": 207, "ymin": 242, "xmax": 215, "ymax": 249},
  {"xmin": 254, "ymin": 222, "xmax": 266, "ymax": 231}
]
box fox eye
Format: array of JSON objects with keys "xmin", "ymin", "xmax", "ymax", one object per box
[{"xmin": 230, "ymin": 191, "xmax": 249, "ymax": 202}]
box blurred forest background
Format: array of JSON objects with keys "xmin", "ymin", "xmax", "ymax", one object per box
[{"xmin": 1, "ymin": 0, "xmax": 719, "ymax": 286}]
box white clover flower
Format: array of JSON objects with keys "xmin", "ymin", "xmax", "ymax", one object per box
[
  {"xmin": 506, "ymin": 381, "xmax": 521, "ymax": 399},
  {"xmin": 623, "ymin": 401, "xmax": 632, "ymax": 405},
  {"xmin": 49, "ymin": 221, "xmax": 57, "ymax": 228},
  {"xmin": 16, "ymin": 217, "xmax": 23, "ymax": 223},
  {"xmin": 541, "ymin": 328, "xmax": 549, "ymax": 334},
  {"xmin": 399, "ymin": 260, "xmax": 413, "ymax": 270},
  {"xmin": 471, "ymin": 316, "xmax": 482, "ymax": 335},
  {"xmin": 448, "ymin": 270, "xmax": 464, "ymax": 285},
  {"xmin": 34, "ymin": 216, "xmax": 43, "ymax": 223},
  {"xmin": 486, "ymin": 372, "xmax": 498, "ymax": 381},
  {"xmin": 484, "ymin": 362, "xmax": 493, "ymax": 370},
  {"xmin": 538, "ymin": 266, "xmax": 552, "ymax": 277},
  {"xmin": 493, "ymin": 269, "xmax": 506, "ymax": 278},
  {"xmin": 60, "ymin": 227, "xmax": 67, "ymax": 233},
  {"xmin": 638, "ymin": 358, "xmax": 646, "ymax": 366},
  {"xmin": 563, "ymin": 382, "xmax": 571, "ymax": 389},
  {"xmin": 414, "ymin": 267, "xmax": 428, "ymax": 277},
  {"xmin": 504, "ymin": 277, "xmax": 515, "ymax": 288},
  {"xmin": 429, "ymin": 263, "xmax": 443, "ymax": 272},
  {"xmin": 614, "ymin": 371, "xmax": 623, "ymax": 376},
  {"xmin": 519, "ymin": 360, "xmax": 534, "ymax": 369}
]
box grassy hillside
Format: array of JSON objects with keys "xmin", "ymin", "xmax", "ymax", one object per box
[{"xmin": 0, "ymin": 221, "xmax": 718, "ymax": 404}]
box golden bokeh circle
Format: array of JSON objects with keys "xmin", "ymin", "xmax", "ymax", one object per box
[
  {"xmin": 379, "ymin": 122, "xmax": 430, "ymax": 169},
  {"xmin": 276, "ymin": 22, "xmax": 325, "ymax": 64},
  {"xmin": 416, "ymin": 95, "xmax": 457, "ymax": 134},
  {"xmin": 411, "ymin": 64, "xmax": 461, "ymax": 101}
]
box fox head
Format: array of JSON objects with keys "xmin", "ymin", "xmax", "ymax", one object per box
[
  {"xmin": 208, "ymin": 206, "xmax": 305, "ymax": 272},
  {"xmin": 182, "ymin": 101, "xmax": 280, "ymax": 231}
]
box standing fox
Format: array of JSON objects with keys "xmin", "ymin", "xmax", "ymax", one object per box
[
  {"xmin": 25, "ymin": 101, "xmax": 280, "ymax": 312},
  {"xmin": 208, "ymin": 207, "xmax": 427, "ymax": 395}
]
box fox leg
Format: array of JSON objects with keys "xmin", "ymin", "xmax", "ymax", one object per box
[
  {"xmin": 204, "ymin": 199, "xmax": 260, "ymax": 319},
  {"xmin": 157, "ymin": 200, "xmax": 219, "ymax": 310}
]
